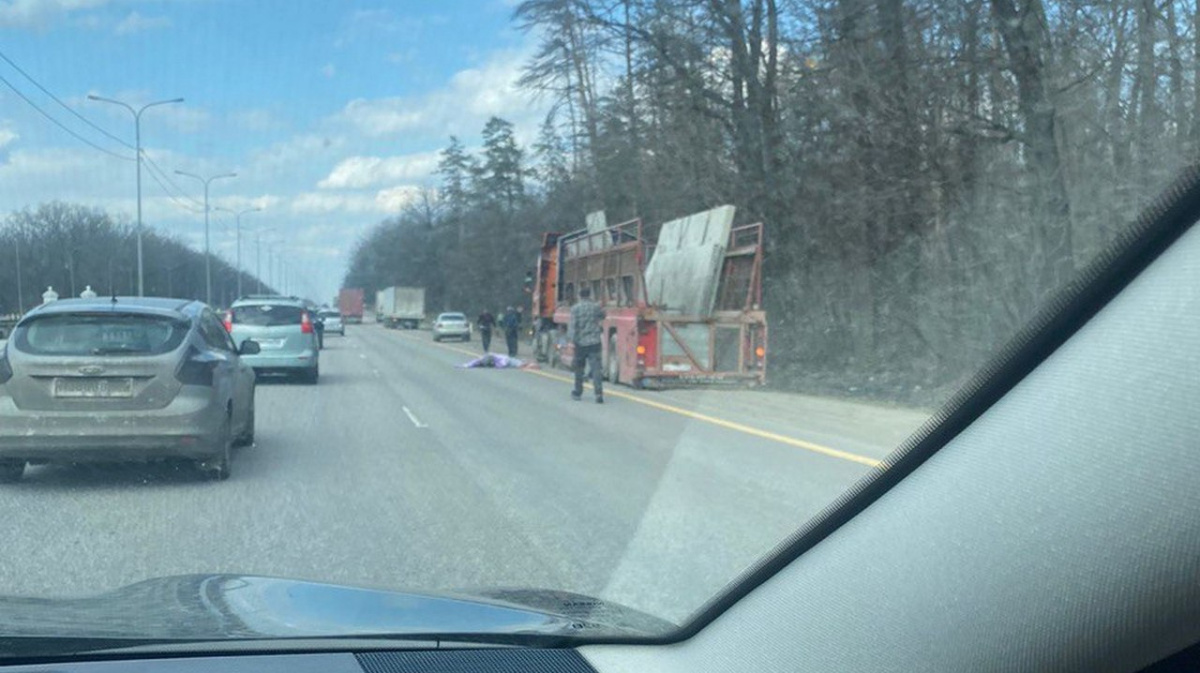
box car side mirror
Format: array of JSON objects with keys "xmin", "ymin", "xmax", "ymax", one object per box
[{"xmin": 239, "ymin": 340, "xmax": 261, "ymax": 356}]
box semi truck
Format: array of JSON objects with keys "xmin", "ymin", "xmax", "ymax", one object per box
[
  {"xmin": 338, "ymin": 288, "xmax": 364, "ymax": 324},
  {"xmin": 530, "ymin": 206, "xmax": 767, "ymax": 388},
  {"xmin": 375, "ymin": 286, "xmax": 425, "ymax": 329}
]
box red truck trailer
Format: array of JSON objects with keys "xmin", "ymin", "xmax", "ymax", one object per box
[
  {"xmin": 531, "ymin": 207, "xmax": 767, "ymax": 388},
  {"xmin": 338, "ymin": 288, "xmax": 365, "ymax": 324}
]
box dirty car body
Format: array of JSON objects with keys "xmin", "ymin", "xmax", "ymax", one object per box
[{"xmin": 0, "ymin": 297, "xmax": 257, "ymax": 481}]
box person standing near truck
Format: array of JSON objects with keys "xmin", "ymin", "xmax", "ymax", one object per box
[
  {"xmin": 501, "ymin": 306, "xmax": 521, "ymax": 357},
  {"xmin": 477, "ymin": 309, "xmax": 496, "ymax": 352},
  {"xmin": 569, "ymin": 286, "xmax": 606, "ymax": 404}
]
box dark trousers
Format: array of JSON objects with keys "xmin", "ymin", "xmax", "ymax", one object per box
[
  {"xmin": 505, "ymin": 330, "xmax": 518, "ymax": 357},
  {"xmin": 573, "ymin": 343, "xmax": 603, "ymax": 398},
  {"xmin": 480, "ymin": 329, "xmax": 492, "ymax": 352}
]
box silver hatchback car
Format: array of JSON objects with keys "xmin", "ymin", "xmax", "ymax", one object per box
[
  {"xmin": 0, "ymin": 297, "xmax": 258, "ymax": 482},
  {"xmin": 227, "ymin": 296, "xmax": 320, "ymax": 383}
]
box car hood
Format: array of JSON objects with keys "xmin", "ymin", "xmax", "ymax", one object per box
[{"xmin": 0, "ymin": 574, "xmax": 673, "ymax": 645}]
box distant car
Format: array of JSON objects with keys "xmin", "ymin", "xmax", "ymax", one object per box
[
  {"xmin": 227, "ymin": 296, "xmax": 320, "ymax": 383},
  {"xmin": 433, "ymin": 312, "xmax": 471, "ymax": 342},
  {"xmin": 0, "ymin": 297, "xmax": 258, "ymax": 482},
  {"xmin": 318, "ymin": 310, "xmax": 344, "ymax": 337}
]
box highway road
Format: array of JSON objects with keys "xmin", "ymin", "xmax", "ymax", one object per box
[{"xmin": 0, "ymin": 325, "xmax": 927, "ymax": 625}]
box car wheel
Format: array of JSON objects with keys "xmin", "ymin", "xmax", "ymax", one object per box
[
  {"xmin": 304, "ymin": 365, "xmax": 319, "ymax": 385},
  {"xmin": 433, "ymin": 335, "xmax": 441, "ymax": 342},
  {"xmin": 198, "ymin": 416, "xmax": 232, "ymax": 481},
  {"xmin": 233, "ymin": 392, "xmax": 255, "ymax": 448},
  {"xmin": 464, "ymin": 335, "xmax": 471, "ymax": 342},
  {"xmin": 0, "ymin": 460, "xmax": 26, "ymax": 483}
]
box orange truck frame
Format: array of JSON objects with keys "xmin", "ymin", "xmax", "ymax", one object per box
[{"xmin": 530, "ymin": 217, "xmax": 767, "ymax": 388}]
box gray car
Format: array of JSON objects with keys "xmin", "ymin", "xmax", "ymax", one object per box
[
  {"xmin": 227, "ymin": 296, "xmax": 320, "ymax": 383},
  {"xmin": 0, "ymin": 297, "xmax": 258, "ymax": 482}
]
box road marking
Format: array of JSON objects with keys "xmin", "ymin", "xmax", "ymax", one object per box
[
  {"xmin": 402, "ymin": 406, "xmax": 428, "ymax": 428},
  {"xmin": 388, "ymin": 330, "xmax": 881, "ymax": 467}
]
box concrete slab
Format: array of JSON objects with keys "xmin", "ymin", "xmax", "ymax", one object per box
[{"xmin": 644, "ymin": 205, "xmax": 735, "ymax": 316}]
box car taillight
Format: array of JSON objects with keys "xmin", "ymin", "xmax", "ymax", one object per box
[
  {"xmin": 0, "ymin": 348, "xmax": 12, "ymax": 385},
  {"xmin": 223, "ymin": 311, "xmax": 233, "ymax": 332},
  {"xmin": 301, "ymin": 311, "xmax": 314, "ymax": 334},
  {"xmin": 176, "ymin": 347, "xmax": 216, "ymax": 386}
]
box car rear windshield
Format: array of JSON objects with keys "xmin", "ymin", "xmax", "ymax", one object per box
[
  {"xmin": 232, "ymin": 304, "xmax": 305, "ymax": 326},
  {"xmin": 14, "ymin": 313, "xmax": 189, "ymax": 356},
  {"xmin": 320, "ymin": 311, "xmax": 340, "ymax": 318},
  {"xmin": 439, "ymin": 314, "xmax": 466, "ymax": 321}
]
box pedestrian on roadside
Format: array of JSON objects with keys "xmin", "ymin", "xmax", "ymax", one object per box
[
  {"xmin": 501, "ymin": 306, "xmax": 521, "ymax": 357},
  {"xmin": 569, "ymin": 286, "xmax": 606, "ymax": 404},
  {"xmin": 477, "ymin": 309, "xmax": 496, "ymax": 352}
]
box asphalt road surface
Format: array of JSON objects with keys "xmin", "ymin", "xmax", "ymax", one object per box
[{"xmin": 0, "ymin": 325, "xmax": 927, "ymax": 625}]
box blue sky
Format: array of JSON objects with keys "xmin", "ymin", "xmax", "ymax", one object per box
[{"xmin": 0, "ymin": 0, "xmax": 546, "ymax": 302}]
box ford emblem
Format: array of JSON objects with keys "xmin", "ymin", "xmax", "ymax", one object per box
[{"xmin": 78, "ymin": 365, "xmax": 105, "ymax": 376}]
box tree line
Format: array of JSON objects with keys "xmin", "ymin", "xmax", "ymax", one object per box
[
  {"xmin": 0, "ymin": 202, "xmax": 273, "ymax": 315},
  {"xmin": 349, "ymin": 0, "xmax": 1198, "ymax": 404}
]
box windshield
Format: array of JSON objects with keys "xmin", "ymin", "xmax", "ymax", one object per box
[
  {"xmin": 0, "ymin": 0, "xmax": 1184, "ymax": 654},
  {"xmin": 14, "ymin": 314, "xmax": 187, "ymax": 356}
]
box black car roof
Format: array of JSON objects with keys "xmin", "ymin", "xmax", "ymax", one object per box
[{"xmin": 19, "ymin": 297, "xmax": 203, "ymax": 324}]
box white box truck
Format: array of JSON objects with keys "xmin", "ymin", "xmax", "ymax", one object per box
[{"xmin": 376, "ymin": 286, "xmax": 425, "ymax": 329}]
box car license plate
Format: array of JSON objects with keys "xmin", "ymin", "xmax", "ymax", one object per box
[
  {"xmin": 257, "ymin": 339, "xmax": 285, "ymax": 349},
  {"xmin": 54, "ymin": 377, "xmax": 134, "ymax": 398}
]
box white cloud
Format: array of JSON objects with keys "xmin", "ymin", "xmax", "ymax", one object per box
[
  {"xmin": 320, "ymin": 63, "xmax": 336, "ymax": 79},
  {"xmin": 0, "ymin": 0, "xmax": 110, "ymax": 28},
  {"xmin": 317, "ymin": 152, "xmax": 440, "ymax": 189},
  {"xmin": 290, "ymin": 191, "xmax": 379, "ymax": 216},
  {"xmin": 0, "ymin": 126, "xmax": 18, "ymax": 150},
  {"xmin": 113, "ymin": 10, "xmax": 170, "ymax": 35},
  {"xmin": 338, "ymin": 48, "xmax": 544, "ymax": 138},
  {"xmin": 374, "ymin": 185, "xmax": 423, "ymax": 211},
  {"xmin": 230, "ymin": 108, "xmax": 280, "ymax": 132}
]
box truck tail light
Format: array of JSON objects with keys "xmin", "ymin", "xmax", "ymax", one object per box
[
  {"xmin": 301, "ymin": 311, "xmax": 314, "ymax": 334},
  {"xmin": 755, "ymin": 346, "xmax": 765, "ymax": 358}
]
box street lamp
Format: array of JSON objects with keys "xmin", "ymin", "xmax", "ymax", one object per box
[
  {"xmin": 254, "ymin": 227, "xmax": 274, "ymax": 294},
  {"xmin": 87, "ymin": 95, "xmax": 184, "ymax": 297},
  {"xmin": 174, "ymin": 170, "xmax": 237, "ymax": 305},
  {"xmin": 215, "ymin": 206, "xmax": 261, "ymax": 300}
]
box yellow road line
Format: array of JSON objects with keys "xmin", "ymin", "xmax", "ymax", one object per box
[{"xmin": 387, "ymin": 330, "xmax": 882, "ymax": 468}]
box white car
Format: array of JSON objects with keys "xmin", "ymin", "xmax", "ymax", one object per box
[
  {"xmin": 432, "ymin": 313, "xmax": 471, "ymax": 342},
  {"xmin": 318, "ymin": 310, "xmax": 345, "ymax": 336}
]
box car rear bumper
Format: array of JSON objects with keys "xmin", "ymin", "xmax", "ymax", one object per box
[
  {"xmin": 434, "ymin": 329, "xmax": 471, "ymax": 338},
  {"xmin": 242, "ymin": 350, "xmax": 317, "ymax": 371},
  {"xmin": 0, "ymin": 389, "xmax": 224, "ymax": 462}
]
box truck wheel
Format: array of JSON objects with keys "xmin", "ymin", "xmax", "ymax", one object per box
[{"xmin": 607, "ymin": 336, "xmax": 621, "ymax": 384}]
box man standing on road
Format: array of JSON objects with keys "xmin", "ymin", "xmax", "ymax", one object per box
[
  {"xmin": 477, "ymin": 309, "xmax": 496, "ymax": 352},
  {"xmin": 569, "ymin": 286, "xmax": 606, "ymax": 404},
  {"xmin": 501, "ymin": 306, "xmax": 521, "ymax": 357}
]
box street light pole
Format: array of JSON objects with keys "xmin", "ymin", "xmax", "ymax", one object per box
[
  {"xmin": 216, "ymin": 207, "xmax": 261, "ymax": 300},
  {"xmin": 175, "ymin": 170, "xmax": 236, "ymax": 305},
  {"xmin": 87, "ymin": 95, "xmax": 184, "ymax": 297},
  {"xmin": 13, "ymin": 233, "xmax": 23, "ymax": 314}
]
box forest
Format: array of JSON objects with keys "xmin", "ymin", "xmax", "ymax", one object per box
[
  {"xmin": 0, "ymin": 202, "xmax": 273, "ymax": 315},
  {"xmin": 346, "ymin": 0, "xmax": 1198, "ymax": 404}
]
